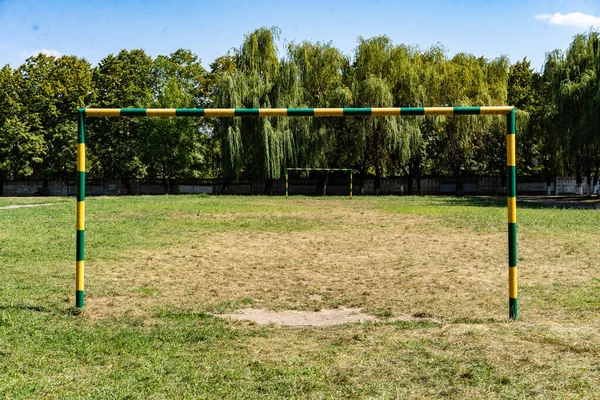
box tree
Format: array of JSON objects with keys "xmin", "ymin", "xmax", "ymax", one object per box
[
  {"xmin": 15, "ymin": 54, "xmax": 92, "ymax": 187},
  {"xmin": 213, "ymin": 27, "xmax": 295, "ymax": 193},
  {"xmin": 283, "ymin": 41, "xmax": 352, "ymax": 193},
  {"xmin": 353, "ymin": 36, "xmax": 407, "ymax": 194},
  {"xmin": 141, "ymin": 50, "xmax": 212, "ymax": 193},
  {"xmin": 89, "ymin": 49, "xmax": 154, "ymax": 192},
  {"xmin": 0, "ymin": 117, "xmax": 45, "ymax": 182}
]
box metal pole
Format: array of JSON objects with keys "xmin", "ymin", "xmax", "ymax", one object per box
[
  {"xmin": 76, "ymin": 109, "xmax": 86, "ymax": 308},
  {"xmin": 507, "ymin": 108, "xmax": 517, "ymax": 320},
  {"xmin": 285, "ymin": 171, "xmax": 289, "ymax": 198}
]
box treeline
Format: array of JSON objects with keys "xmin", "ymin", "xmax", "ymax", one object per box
[{"xmin": 1, "ymin": 27, "xmax": 599, "ymax": 194}]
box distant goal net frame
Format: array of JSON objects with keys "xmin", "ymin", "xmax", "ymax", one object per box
[
  {"xmin": 75, "ymin": 106, "xmax": 518, "ymax": 320},
  {"xmin": 286, "ymin": 168, "xmax": 353, "ymax": 198}
]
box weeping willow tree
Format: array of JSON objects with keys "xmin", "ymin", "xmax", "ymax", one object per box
[
  {"xmin": 213, "ymin": 27, "xmax": 294, "ymax": 192},
  {"xmin": 389, "ymin": 44, "xmax": 426, "ymax": 194},
  {"xmin": 551, "ymin": 32, "xmax": 600, "ymax": 195},
  {"xmin": 353, "ymin": 36, "xmax": 408, "ymax": 194},
  {"xmin": 283, "ymin": 41, "xmax": 352, "ymax": 193},
  {"xmin": 423, "ymin": 51, "xmax": 510, "ymax": 194}
]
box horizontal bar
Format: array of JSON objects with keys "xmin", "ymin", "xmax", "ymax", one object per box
[
  {"xmin": 82, "ymin": 106, "xmax": 514, "ymax": 117},
  {"xmin": 287, "ymin": 168, "xmax": 352, "ymax": 171}
]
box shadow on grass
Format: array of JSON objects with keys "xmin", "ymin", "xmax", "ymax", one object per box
[
  {"xmin": 0, "ymin": 303, "xmax": 52, "ymax": 313},
  {"xmin": 432, "ymin": 196, "xmax": 600, "ymax": 210}
]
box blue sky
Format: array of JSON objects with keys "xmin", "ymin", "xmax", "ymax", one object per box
[{"xmin": 1, "ymin": 0, "xmax": 599, "ymax": 71}]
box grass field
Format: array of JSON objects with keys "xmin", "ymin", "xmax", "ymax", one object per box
[{"xmin": 1, "ymin": 195, "xmax": 599, "ymax": 398}]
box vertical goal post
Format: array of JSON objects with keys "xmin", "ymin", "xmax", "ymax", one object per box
[
  {"xmin": 286, "ymin": 168, "xmax": 353, "ymax": 198},
  {"xmin": 76, "ymin": 106, "xmax": 517, "ymax": 319}
]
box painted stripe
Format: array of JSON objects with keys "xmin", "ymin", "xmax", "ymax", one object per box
[
  {"xmin": 85, "ymin": 109, "xmax": 121, "ymax": 117},
  {"xmin": 508, "ymin": 223, "xmax": 517, "ymax": 267},
  {"xmin": 507, "ymin": 166, "xmax": 516, "ymax": 197},
  {"xmin": 78, "ymin": 110, "xmax": 86, "ymax": 143},
  {"xmin": 343, "ymin": 108, "xmax": 372, "ymax": 116},
  {"xmin": 481, "ymin": 106, "xmax": 513, "ymax": 115},
  {"xmin": 508, "ymin": 197, "xmax": 516, "ymax": 223},
  {"xmin": 314, "ymin": 108, "xmax": 344, "ymax": 117},
  {"xmin": 76, "ymin": 261, "xmax": 84, "ymax": 290},
  {"xmin": 235, "ymin": 108, "xmax": 259, "ymax": 116},
  {"xmin": 506, "ymin": 134, "xmax": 516, "ymax": 166},
  {"xmin": 77, "ymin": 144, "xmax": 85, "ymax": 172},
  {"xmin": 453, "ymin": 107, "xmax": 481, "ymax": 115},
  {"xmin": 509, "ymin": 298, "xmax": 518, "ymax": 320},
  {"xmin": 287, "ymin": 108, "xmax": 313, "ymax": 116},
  {"xmin": 176, "ymin": 109, "xmax": 205, "ymax": 116},
  {"xmin": 76, "ymin": 290, "xmax": 84, "ymax": 308},
  {"xmin": 508, "ymin": 267, "xmax": 517, "ymax": 298},
  {"xmin": 76, "ymin": 230, "xmax": 85, "ymax": 262},
  {"xmin": 287, "ymin": 168, "xmax": 352, "ymax": 171},
  {"xmin": 77, "ymin": 171, "xmax": 86, "ymax": 202},
  {"xmin": 508, "ymin": 109, "xmax": 516, "ymax": 134},
  {"xmin": 77, "ymin": 201, "xmax": 85, "ymax": 230},
  {"xmin": 425, "ymin": 107, "xmax": 454, "ymax": 116},
  {"xmin": 146, "ymin": 109, "xmax": 176, "ymax": 117},
  {"xmin": 259, "ymin": 108, "xmax": 288, "ymax": 117},
  {"xmin": 400, "ymin": 107, "xmax": 424, "ymax": 116},
  {"xmin": 120, "ymin": 108, "xmax": 147, "ymax": 116},
  {"xmin": 204, "ymin": 109, "xmax": 236, "ymax": 117},
  {"xmin": 82, "ymin": 107, "xmax": 514, "ymax": 118},
  {"xmin": 371, "ymin": 108, "xmax": 400, "ymax": 116}
]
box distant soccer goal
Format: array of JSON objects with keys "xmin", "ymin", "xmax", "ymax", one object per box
[{"xmin": 285, "ymin": 168, "xmax": 353, "ymax": 198}]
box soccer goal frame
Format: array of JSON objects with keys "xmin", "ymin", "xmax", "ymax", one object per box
[
  {"xmin": 75, "ymin": 106, "xmax": 518, "ymax": 319},
  {"xmin": 286, "ymin": 168, "xmax": 353, "ymax": 198}
]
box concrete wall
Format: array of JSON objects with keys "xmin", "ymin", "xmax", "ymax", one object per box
[{"xmin": 2, "ymin": 177, "xmax": 599, "ymax": 197}]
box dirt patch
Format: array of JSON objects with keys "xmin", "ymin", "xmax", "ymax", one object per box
[{"xmin": 219, "ymin": 308, "xmax": 380, "ymax": 326}]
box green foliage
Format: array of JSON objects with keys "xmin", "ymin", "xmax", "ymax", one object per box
[
  {"xmin": 0, "ymin": 28, "xmax": 598, "ymax": 187},
  {"xmin": 141, "ymin": 50, "xmax": 213, "ymax": 189},
  {"xmin": 89, "ymin": 49, "xmax": 154, "ymax": 184}
]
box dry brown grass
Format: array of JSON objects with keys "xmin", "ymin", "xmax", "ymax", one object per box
[{"xmin": 85, "ymin": 198, "xmax": 599, "ymax": 326}]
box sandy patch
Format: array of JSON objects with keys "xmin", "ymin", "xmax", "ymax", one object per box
[
  {"xmin": 0, "ymin": 203, "xmax": 55, "ymax": 210},
  {"xmin": 217, "ymin": 307, "xmax": 438, "ymax": 327},
  {"xmin": 219, "ymin": 308, "xmax": 379, "ymax": 326}
]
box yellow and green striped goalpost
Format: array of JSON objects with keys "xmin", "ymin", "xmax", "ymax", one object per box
[
  {"xmin": 286, "ymin": 168, "xmax": 353, "ymax": 198},
  {"xmin": 76, "ymin": 106, "xmax": 517, "ymax": 320}
]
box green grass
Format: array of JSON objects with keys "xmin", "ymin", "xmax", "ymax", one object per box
[{"xmin": 1, "ymin": 195, "xmax": 599, "ymax": 398}]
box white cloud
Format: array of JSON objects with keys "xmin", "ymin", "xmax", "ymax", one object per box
[
  {"xmin": 20, "ymin": 48, "xmax": 62, "ymax": 58},
  {"xmin": 535, "ymin": 12, "xmax": 600, "ymax": 28}
]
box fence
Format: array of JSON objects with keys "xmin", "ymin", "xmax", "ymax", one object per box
[{"xmin": 2, "ymin": 176, "xmax": 598, "ymax": 197}]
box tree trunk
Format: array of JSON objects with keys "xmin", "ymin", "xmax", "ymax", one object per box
[
  {"xmin": 576, "ymin": 172, "xmax": 583, "ymax": 195},
  {"xmin": 455, "ymin": 166, "xmax": 464, "ymax": 197},
  {"xmin": 375, "ymin": 163, "xmax": 382, "ymax": 195},
  {"xmin": 264, "ymin": 178, "xmax": 274, "ymax": 195},
  {"xmin": 122, "ymin": 178, "xmax": 132, "ymax": 195},
  {"xmin": 0, "ymin": 172, "xmax": 4, "ymax": 197},
  {"xmin": 221, "ymin": 178, "xmax": 230, "ymax": 194},
  {"xmin": 546, "ymin": 174, "xmax": 552, "ymax": 196},
  {"xmin": 407, "ymin": 163, "xmax": 414, "ymax": 196},
  {"xmin": 314, "ymin": 173, "xmax": 329, "ymax": 196},
  {"xmin": 416, "ymin": 159, "xmax": 422, "ymax": 195},
  {"xmin": 586, "ymin": 170, "xmax": 592, "ymax": 197}
]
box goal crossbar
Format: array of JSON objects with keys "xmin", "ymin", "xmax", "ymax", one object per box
[{"xmin": 75, "ymin": 106, "xmax": 518, "ymax": 320}]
